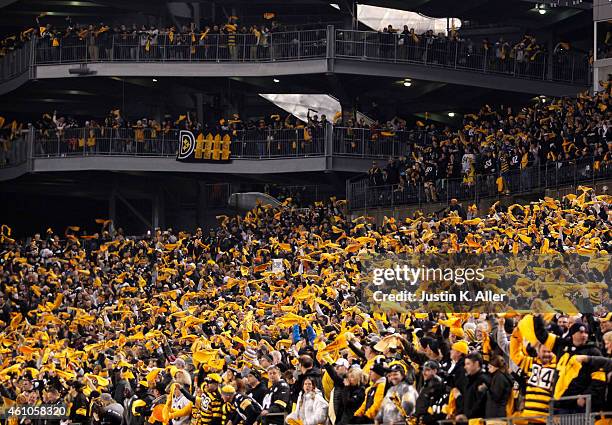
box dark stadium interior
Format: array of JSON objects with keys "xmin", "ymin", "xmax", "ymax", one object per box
[
  {"xmin": 0, "ymin": 1, "xmax": 612, "ymax": 424},
  {"xmin": 0, "ymin": 0, "xmax": 608, "ymax": 236}
]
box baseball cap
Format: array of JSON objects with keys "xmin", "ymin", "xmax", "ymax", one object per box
[
  {"xmin": 423, "ymin": 360, "xmax": 440, "ymax": 370},
  {"xmin": 334, "ymin": 358, "xmax": 349, "ymax": 368}
]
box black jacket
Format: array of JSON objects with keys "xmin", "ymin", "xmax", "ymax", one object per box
[
  {"xmin": 228, "ymin": 393, "xmax": 262, "ymax": 425},
  {"xmin": 415, "ymin": 375, "xmax": 446, "ymax": 417},
  {"xmin": 248, "ymin": 380, "xmax": 268, "ymax": 406},
  {"xmin": 457, "ymin": 371, "xmax": 489, "ymax": 419},
  {"xmin": 442, "ymin": 357, "xmax": 466, "ymax": 390},
  {"xmin": 70, "ymin": 391, "xmax": 90, "ymax": 425},
  {"xmin": 338, "ymin": 384, "xmax": 365, "ymax": 425},
  {"xmin": 534, "ymin": 316, "xmax": 606, "ymax": 410},
  {"xmin": 323, "ymin": 363, "xmax": 346, "ymax": 424},
  {"xmin": 292, "ymin": 367, "xmax": 323, "ymax": 404},
  {"xmin": 264, "ymin": 379, "xmax": 292, "ymax": 425},
  {"xmin": 485, "ymin": 371, "xmax": 512, "ymax": 419}
]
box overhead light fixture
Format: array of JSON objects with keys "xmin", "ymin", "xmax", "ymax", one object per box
[
  {"xmin": 403, "ymin": 81, "xmax": 412, "ymax": 87},
  {"xmin": 537, "ymin": 4, "xmax": 547, "ymax": 14},
  {"xmin": 538, "ymin": 8, "xmax": 547, "ymax": 14},
  {"xmin": 152, "ymin": 78, "xmax": 157, "ymax": 82},
  {"xmin": 448, "ymin": 112, "xmax": 455, "ymax": 117},
  {"xmin": 273, "ymin": 78, "xmax": 280, "ymax": 83}
]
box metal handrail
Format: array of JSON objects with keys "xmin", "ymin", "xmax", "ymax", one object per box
[
  {"xmin": 0, "ymin": 28, "xmax": 590, "ymax": 86},
  {"xmin": 31, "ymin": 29, "xmax": 328, "ymax": 64},
  {"xmin": 334, "ymin": 29, "xmax": 590, "ymax": 85},
  {"xmin": 30, "ymin": 126, "xmax": 327, "ymax": 159},
  {"xmin": 348, "ymin": 158, "xmax": 612, "ymax": 210}
]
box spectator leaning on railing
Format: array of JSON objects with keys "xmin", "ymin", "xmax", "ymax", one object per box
[
  {"xmin": 0, "ymin": 15, "xmax": 301, "ymax": 62},
  {"xmin": 3, "ymin": 108, "xmax": 330, "ymax": 157},
  {"xmin": 354, "ymin": 78, "xmax": 612, "ymax": 199}
]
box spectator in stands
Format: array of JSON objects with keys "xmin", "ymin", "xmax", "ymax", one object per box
[
  {"xmin": 246, "ymin": 370, "xmax": 268, "ymax": 406},
  {"xmin": 286, "ymin": 377, "xmax": 328, "ymax": 425},
  {"xmin": 337, "ymin": 368, "xmax": 366, "ymax": 425},
  {"xmin": 293, "ymin": 355, "xmax": 323, "ymax": 405},
  {"xmin": 482, "ymin": 356, "xmax": 512, "ymax": 419},
  {"xmin": 368, "ymin": 161, "xmax": 384, "ymax": 186},
  {"xmin": 415, "ymin": 361, "xmax": 446, "ymax": 425}
]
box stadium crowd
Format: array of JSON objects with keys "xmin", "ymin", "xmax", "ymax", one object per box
[
  {"xmin": 364, "ymin": 81, "xmax": 612, "ymax": 201},
  {"xmin": 369, "ymin": 26, "xmax": 549, "ymax": 65},
  {"xmin": 32, "ymin": 109, "xmax": 329, "ymax": 138},
  {"xmin": 0, "ymin": 16, "xmax": 326, "ymax": 62},
  {"xmin": 0, "ymin": 186, "xmax": 611, "ymax": 425}
]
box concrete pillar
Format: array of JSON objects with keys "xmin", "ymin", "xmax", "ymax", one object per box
[
  {"xmin": 192, "ymin": 2, "xmax": 201, "ymax": 28},
  {"xmin": 152, "ymin": 192, "xmax": 165, "ymax": 229},
  {"xmin": 196, "ymin": 93, "xmax": 204, "ymax": 126},
  {"xmin": 109, "ymin": 187, "xmax": 117, "ymax": 232},
  {"xmin": 339, "ymin": 0, "xmax": 357, "ymax": 30}
]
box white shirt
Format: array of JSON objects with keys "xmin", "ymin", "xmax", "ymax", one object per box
[{"xmin": 172, "ymin": 393, "xmax": 192, "ymax": 425}]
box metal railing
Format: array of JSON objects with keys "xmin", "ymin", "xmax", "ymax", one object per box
[
  {"xmin": 0, "ymin": 28, "xmax": 590, "ymax": 87},
  {"xmin": 0, "ymin": 134, "xmax": 29, "ymax": 169},
  {"xmin": 332, "ymin": 127, "xmax": 433, "ymax": 158},
  {"xmin": 436, "ymin": 395, "xmax": 593, "ymax": 425},
  {"xmin": 33, "ymin": 29, "xmax": 328, "ymax": 64},
  {"xmin": 348, "ymin": 158, "xmax": 612, "ymax": 210},
  {"xmin": 335, "ymin": 29, "xmax": 590, "ymax": 85},
  {"xmin": 0, "ymin": 40, "xmax": 32, "ymax": 83},
  {"xmin": 31, "ymin": 126, "xmax": 327, "ymax": 159},
  {"xmin": 202, "ymin": 183, "xmax": 231, "ymax": 208}
]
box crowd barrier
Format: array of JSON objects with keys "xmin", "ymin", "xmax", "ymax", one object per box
[
  {"xmin": 0, "ymin": 27, "xmax": 590, "ymax": 86},
  {"xmin": 4, "ymin": 126, "xmax": 611, "ymax": 207},
  {"xmin": 348, "ymin": 158, "xmax": 612, "ymax": 210},
  {"xmin": 0, "ymin": 40, "xmax": 32, "ymax": 83},
  {"xmin": 31, "ymin": 126, "xmax": 328, "ymax": 159},
  {"xmin": 334, "ymin": 29, "xmax": 590, "ymax": 85},
  {"xmin": 0, "ymin": 132, "xmax": 29, "ymax": 169},
  {"xmin": 436, "ymin": 395, "xmax": 596, "ymax": 425},
  {"xmin": 333, "ymin": 127, "xmax": 433, "ymax": 158},
  {"xmin": 33, "ymin": 29, "xmax": 328, "ymax": 64}
]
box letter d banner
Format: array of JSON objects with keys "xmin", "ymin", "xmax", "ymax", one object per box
[{"xmin": 177, "ymin": 130, "xmax": 195, "ymax": 160}]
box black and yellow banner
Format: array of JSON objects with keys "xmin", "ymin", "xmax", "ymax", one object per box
[{"xmin": 176, "ymin": 130, "xmax": 232, "ymax": 163}]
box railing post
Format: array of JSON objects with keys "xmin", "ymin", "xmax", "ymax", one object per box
[
  {"xmin": 483, "ymin": 47, "xmax": 487, "ymax": 72},
  {"xmin": 243, "ymin": 34, "xmax": 247, "ymax": 62},
  {"xmin": 26, "ymin": 126, "xmax": 34, "ymax": 171},
  {"xmin": 30, "ymin": 37, "xmax": 36, "ymax": 76},
  {"xmin": 216, "ymin": 34, "xmax": 220, "ymax": 62},
  {"xmin": 324, "ymin": 124, "xmax": 330, "ymax": 158},
  {"xmin": 326, "ymin": 25, "xmax": 335, "ymax": 72},
  {"xmin": 361, "ymin": 130, "xmax": 365, "ymax": 158},
  {"xmin": 346, "ymin": 178, "xmax": 351, "ymax": 211},
  {"xmin": 394, "ymin": 33, "xmax": 397, "ymax": 63}
]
